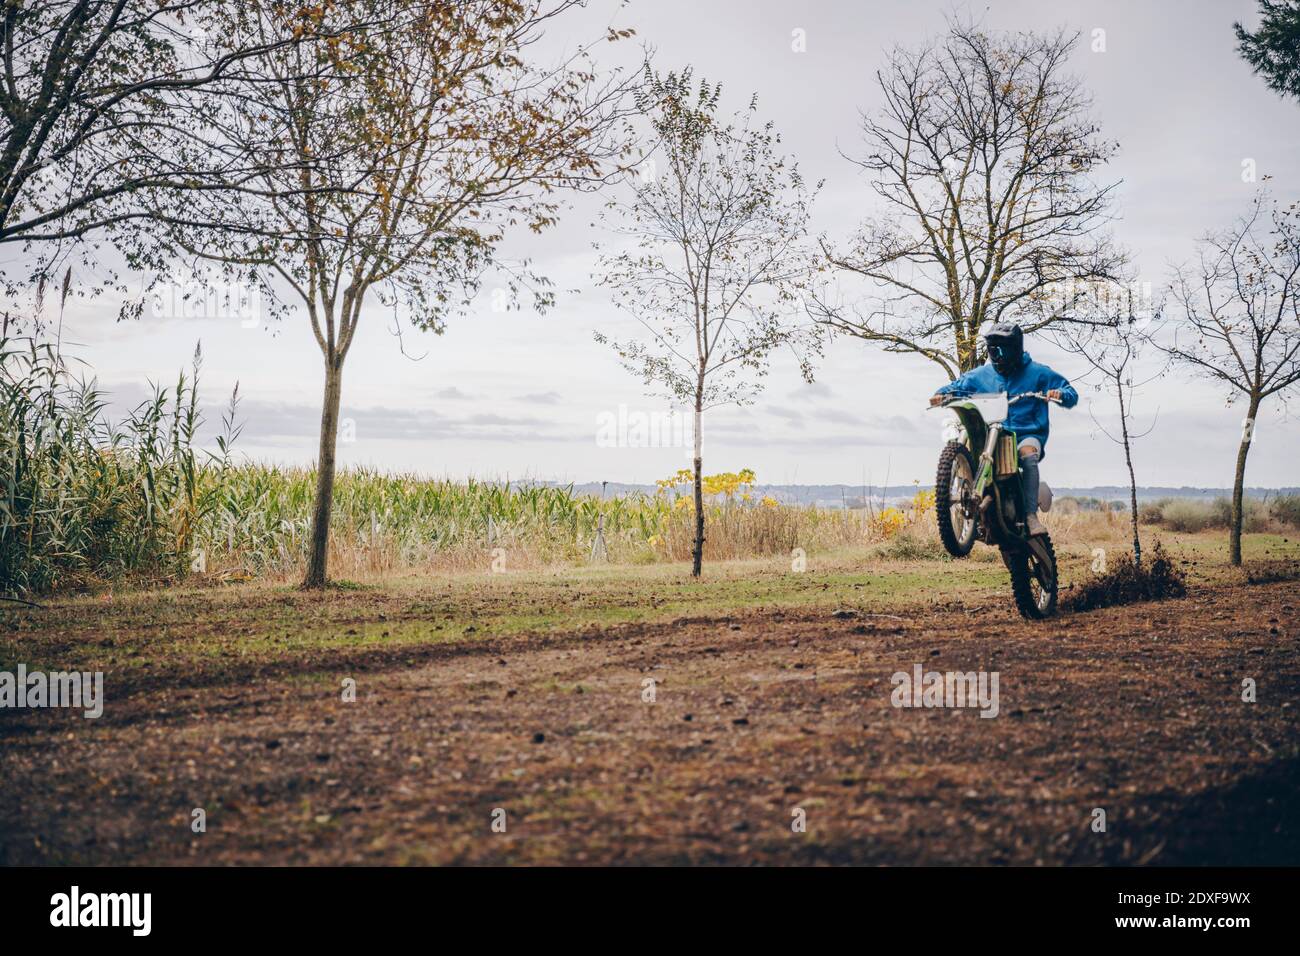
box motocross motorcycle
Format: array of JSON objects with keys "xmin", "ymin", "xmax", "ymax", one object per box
[{"xmin": 929, "ymin": 392, "xmax": 1062, "ymax": 619}]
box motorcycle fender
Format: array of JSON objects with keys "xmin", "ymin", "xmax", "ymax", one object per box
[{"xmin": 988, "ymin": 481, "xmax": 1016, "ymax": 541}]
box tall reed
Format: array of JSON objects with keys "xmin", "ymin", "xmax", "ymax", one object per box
[{"xmin": 0, "ymin": 337, "xmax": 223, "ymax": 592}]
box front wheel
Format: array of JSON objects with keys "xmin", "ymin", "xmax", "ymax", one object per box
[
  {"xmin": 935, "ymin": 441, "xmax": 977, "ymax": 557},
  {"xmin": 1003, "ymin": 533, "xmax": 1058, "ymax": 619}
]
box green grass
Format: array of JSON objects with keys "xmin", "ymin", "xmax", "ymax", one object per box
[{"xmin": 0, "ymin": 550, "xmax": 1001, "ymax": 677}]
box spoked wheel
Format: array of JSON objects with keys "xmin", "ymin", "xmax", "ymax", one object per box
[
  {"xmin": 935, "ymin": 441, "xmax": 977, "ymax": 557},
  {"xmin": 1003, "ymin": 533, "xmax": 1058, "ymax": 619}
]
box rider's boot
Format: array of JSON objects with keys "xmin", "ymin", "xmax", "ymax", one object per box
[{"xmin": 1025, "ymin": 513, "xmax": 1046, "ymax": 536}]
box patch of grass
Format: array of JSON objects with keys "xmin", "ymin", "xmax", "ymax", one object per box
[
  {"xmin": 877, "ymin": 529, "xmax": 950, "ymax": 562},
  {"xmin": 1063, "ymin": 542, "xmax": 1188, "ymax": 613}
]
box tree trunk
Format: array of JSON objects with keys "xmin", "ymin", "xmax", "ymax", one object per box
[
  {"xmin": 955, "ymin": 319, "xmax": 978, "ymax": 373},
  {"xmin": 1116, "ymin": 381, "xmax": 1141, "ymax": 568},
  {"xmin": 304, "ymin": 355, "xmax": 344, "ymax": 588},
  {"xmin": 1229, "ymin": 394, "xmax": 1261, "ymax": 567},
  {"xmin": 691, "ymin": 397, "xmax": 704, "ymax": 578}
]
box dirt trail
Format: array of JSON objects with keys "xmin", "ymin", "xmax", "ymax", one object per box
[{"xmin": 1, "ymin": 582, "xmax": 1296, "ymax": 865}]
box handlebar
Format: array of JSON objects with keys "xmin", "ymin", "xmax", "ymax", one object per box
[
  {"xmin": 928, "ymin": 391, "xmax": 1062, "ymax": 409},
  {"xmin": 1007, "ymin": 392, "xmax": 1062, "ymax": 405}
]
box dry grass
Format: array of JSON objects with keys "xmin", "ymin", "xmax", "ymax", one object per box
[{"xmin": 208, "ymin": 487, "xmax": 1190, "ymax": 587}]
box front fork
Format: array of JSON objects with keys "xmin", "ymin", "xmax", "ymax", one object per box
[
  {"xmin": 972, "ymin": 422, "xmax": 1002, "ymax": 501},
  {"xmin": 971, "ymin": 422, "xmax": 1027, "ymax": 543}
]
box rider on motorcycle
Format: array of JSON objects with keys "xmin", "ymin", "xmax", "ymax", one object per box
[{"xmin": 928, "ymin": 323, "xmax": 1077, "ymax": 537}]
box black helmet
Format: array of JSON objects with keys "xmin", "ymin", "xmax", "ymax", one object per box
[{"xmin": 984, "ymin": 322, "xmax": 1024, "ymax": 377}]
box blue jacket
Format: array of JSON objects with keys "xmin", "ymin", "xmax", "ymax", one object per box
[{"xmin": 935, "ymin": 352, "xmax": 1077, "ymax": 453}]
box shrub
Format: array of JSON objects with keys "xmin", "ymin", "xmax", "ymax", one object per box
[
  {"xmin": 1269, "ymin": 494, "xmax": 1300, "ymax": 528},
  {"xmin": 1138, "ymin": 498, "xmax": 1169, "ymax": 525},
  {"xmin": 1147, "ymin": 496, "xmax": 1269, "ymax": 533},
  {"xmin": 1215, "ymin": 497, "xmax": 1270, "ymax": 533},
  {"xmin": 1158, "ymin": 499, "xmax": 1222, "ymax": 532}
]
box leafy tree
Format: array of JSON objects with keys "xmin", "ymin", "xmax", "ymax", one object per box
[
  {"xmin": 1236, "ymin": 1, "xmax": 1300, "ymax": 104},
  {"xmin": 1166, "ymin": 194, "xmax": 1300, "ymax": 566},
  {"xmin": 165, "ymin": 0, "xmax": 636, "ymax": 587},
  {"xmin": 0, "ymin": 0, "xmax": 327, "ymax": 308},
  {"xmin": 811, "ymin": 20, "xmax": 1126, "ymax": 378},
  {"xmin": 595, "ymin": 69, "xmax": 819, "ymax": 577}
]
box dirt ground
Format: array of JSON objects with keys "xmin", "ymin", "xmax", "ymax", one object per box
[{"xmin": 1, "ymin": 574, "xmax": 1297, "ymax": 866}]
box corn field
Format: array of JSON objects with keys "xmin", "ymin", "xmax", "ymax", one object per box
[
  {"xmin": 2, "ymin": 337, "xmax": 939, "ymax": 594},
  {"xmin": 177, "ymin": 466, "xmax": 915, "ymax": 581}
]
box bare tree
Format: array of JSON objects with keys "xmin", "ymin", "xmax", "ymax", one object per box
[
  {"xmin": 1057, "ymin": 291, "xmax": 1165, "ymax": 567},
  {"xmin": 165, "ymin": 0, "xmax": 636, "ymax": 587},
  {"xmin": 1167, "ymin": 194, "xmax": 1300, "ymax": 566},
  {"xmin": 594, "ymin": 68, "xmax": 819, "ymax": 577},
  {"xmin": 811, "ymin": 20, "xmax": 1126, "ymax": 379}
]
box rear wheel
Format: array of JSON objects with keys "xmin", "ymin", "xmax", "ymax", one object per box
[
  {"xmin": 936, "ymin": 441, "xmax": 977, "ymax": 558},
  {"xmin": 1004, "ymin": 533, "xmax": 1058, "ymax": 619}
]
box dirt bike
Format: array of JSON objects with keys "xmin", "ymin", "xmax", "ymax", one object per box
[{"xmin": 929, "ymin": 391, "xmax": 1062, "ymax": 619}]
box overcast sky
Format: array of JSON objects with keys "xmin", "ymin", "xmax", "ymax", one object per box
[{"xmin": 20, "ymin": 0, "xmax": 1300, "ymax": 489}]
